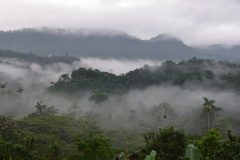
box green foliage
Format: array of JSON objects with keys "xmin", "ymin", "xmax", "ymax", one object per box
[
  {"xmin": 15, "ymin": 115, "xmax": 103, "ymax": 159},
  {"xmin": 197, "ymin": 129, "xmax": 223, "ymax": 159},
  {"xmin": 212, "ymin": 131, "xmax": 240, "ymax": 160},
  {"xmin": 47, "ymin": 142, "xmax": 61, "ymax": 160},
  {"xmin": 213, "ymin": 141, "xmax": 240, "ymax": 160},
  {"xmin": 0, "ymin": 113, "xmax": 143, "ymax": 160},
  {"xmin": 144, "ymin": 127, "xmax": 187, "ymax": 160},
  {"xmin": 0, "ymin": 137, "xmax": 39, "ymax": 160},
  {"xmin": 1, "ymin": 113, "xmax": 240, "ymax": 160},
  {"xmin": 75, "ymin": 134, "xmax": 114, "ymax": 160},
  {"xmin": 88, "ymin": 90, "xmax": 109, "ymax": 104},
  {"xmin": 0, "ymin": 116, "xmax": 15, "ymax": 140}
]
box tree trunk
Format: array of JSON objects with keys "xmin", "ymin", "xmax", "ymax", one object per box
[{"xmin": 207, "ymin": 113, "xmax": 210, "ymax": 130}]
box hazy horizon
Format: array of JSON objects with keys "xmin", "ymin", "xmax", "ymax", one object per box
[{"xmin": 1, "ymin": 0, "xmax": 240, "ymax": 46}]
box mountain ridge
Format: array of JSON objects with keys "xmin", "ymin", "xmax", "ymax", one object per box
[{"xmin": 0, "ymin": 28, "xmax": 240, "ymax": 61}]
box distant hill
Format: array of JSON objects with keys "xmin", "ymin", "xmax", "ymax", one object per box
[
  {"xmin": 0, "ymin": 49, "xmax": 77, "ymax": 64},
  {"xmin": 0, "ymin": 28, "xmax": 240, "ymax": 61}
]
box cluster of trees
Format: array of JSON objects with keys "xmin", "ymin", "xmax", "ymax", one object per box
[
  {"xmin": 0, "ymin": 108, "xmax": 114, "ymax": 160},
  {"xmin": 0, "ymin": 101, "xmax": 143, "ymax": 160},
  {"xmin": 1, "ymin": 111, "xmax": 240, "ymax": 160},
  {"xmin": 0, "ymin": 82, "xmax": 24, "ymax": 94},
  {"xmin": 144, "ymin": 127, "xmax": 240, "ymax": 160},
  {"xmin": 0, "ymin": 97, "xmax": 239, "ymax": 160},
  {"xmin": 50, "ymin": 57, "xmax": 240, "ymax": 94},
  {"xmin": 30, "ymin": 101, "xmax": 58, "ymax": 116}
]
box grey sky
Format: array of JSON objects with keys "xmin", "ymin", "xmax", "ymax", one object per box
[{"xmin": 1, "ymin": 0, "xmax": 240, "ymax": 45}]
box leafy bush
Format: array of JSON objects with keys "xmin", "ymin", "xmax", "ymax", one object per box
[{"xmin": 144, "ymin": 127, "xmax": 187, "ymax": 160}]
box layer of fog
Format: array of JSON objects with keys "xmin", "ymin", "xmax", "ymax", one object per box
[
  {"xmin": 1, "ymin": 83, "xmax": 239, "ymax": 134},
  {"xmin": 0, "ymin": 57, "xmax": 240, "ymax": 134},
  {"xmin": 0, "ymin": 57, "xmax": 162, "ymax": 87},
  {"xmin": 79, "ymin": 57, "xmax": 162, "ymax": 75}
]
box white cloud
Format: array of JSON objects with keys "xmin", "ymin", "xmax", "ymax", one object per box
[
  {"xmin": 1, "ymin": 0, "xmax": 240, "ymax": 45},
  {"xmin": 79, "ymin": 58, "xmax": 162, "ymax": 75},
  {"xmin": 0, "ymin": 57, "xmax": 162, "ymax": 87}
]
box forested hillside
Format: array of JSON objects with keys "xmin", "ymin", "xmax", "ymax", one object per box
[
  {"xmin": 2, "ymin": 28, "xmax": 240, "ymax": 61},
  {"xmin": 50, "ymin": 57, "xmax": 240, "ymax": 94}
]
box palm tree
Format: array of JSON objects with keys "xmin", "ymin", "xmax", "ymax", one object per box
[
  {"xmin": 202, "ymin": 97, "xmax": 221, "ymax": 130},
  {"xmin": 0, "ymin": 82, "xmax": 7, "ymax": 94},
  {"xmin": 163, "ymin": 103, "xmax": 168, "ymax": 119},
  {"xmin": 35, "ymin": 101, "xmax": 47, "ymax": 115},
  {"xmin": 0, "ymin": 83, "xmax": 7, "ymax": 114}
]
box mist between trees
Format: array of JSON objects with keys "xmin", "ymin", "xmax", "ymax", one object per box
[{"xmin": 0, "ymin": 57, "xmax": 240, "ymax": 134}]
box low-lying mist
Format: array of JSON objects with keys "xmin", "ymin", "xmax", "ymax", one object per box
[
  {"xmin": 0, "ymin": 57, "xmax": 239, "ymax": 134},
  {"xmin": 0, "ymin": 56, "xmax": 162, "ymax": 117},
  {"xmin": 79, "ymin": 57, "xmax": 162, "ymax": 75},
  {"xmin": 0, "ymin": 57, "xmax": 162, "ymax": 85}
]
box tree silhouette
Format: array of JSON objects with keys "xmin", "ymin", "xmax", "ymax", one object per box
[
  {"xmin": 162, "ymin": 103, "xmax": 168, "ymax": 119},
  {"xmin": 88, "ymin": 90, "xmax": 108, "ymax": 104},
  {"xmin": 34, "ymin": 101, "xmax": 58, "ymax": 115},
  {"xmin": 0, "ymin": 82, "xmax": 7, "ymax": 94},
  {"xmin": 59, "ymin": 74, "xmax": 70, "ymax": 82},
  {"xmin": 17, "ymin": 87, "xmax": 24, "ymax": 94},
  {"xmin": 35, "ymin": 101, "xmax": 47, "ymax": 115},
  {"xmin": 0, "ymin": 83, "xmax": 7, "ymax": 113},
  {"xmin": 202, "ymin": 97, "xmax": 221, "ymax": 130},
  {"xmin": 149, "ymin": 102, "xmax": 177, "ymax": 125}
]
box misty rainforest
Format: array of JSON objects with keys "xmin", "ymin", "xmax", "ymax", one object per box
[{"xmin": 2, "ymin": 1, "xmax": 240, "ymax": 158}]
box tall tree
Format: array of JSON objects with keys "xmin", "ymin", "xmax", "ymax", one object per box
[
  {"xmin": 0, "ymin": 82, "xmax": 7, "ymax": 94},
  {"xmin": 0, "ymin": 83, "xmax": 7, "ymax": 113},
  {"xmin": 202, "ymin": 97, "xmax": 221, "ymax": 130},
  {"xmin": 33, "ymin": 102, "xmax": 58, "ymax": 115},
  {"xmin": 35, "ymin": 101, "xmax": 47, "ymax": 115}
]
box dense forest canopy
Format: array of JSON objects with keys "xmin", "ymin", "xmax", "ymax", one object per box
[{"xmin": 50, "ymin": 57, "xmax": 240, "ymax": 94}]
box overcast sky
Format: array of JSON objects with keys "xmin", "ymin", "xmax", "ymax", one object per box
[{"xmin": 1, "ymin": 0, "xmax": 240, "ymax": 45}]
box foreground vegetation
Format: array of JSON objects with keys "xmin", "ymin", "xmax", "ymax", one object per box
[{"xmin": 1, "ymin": 104, "xmax": 240, "ymax": 160}]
